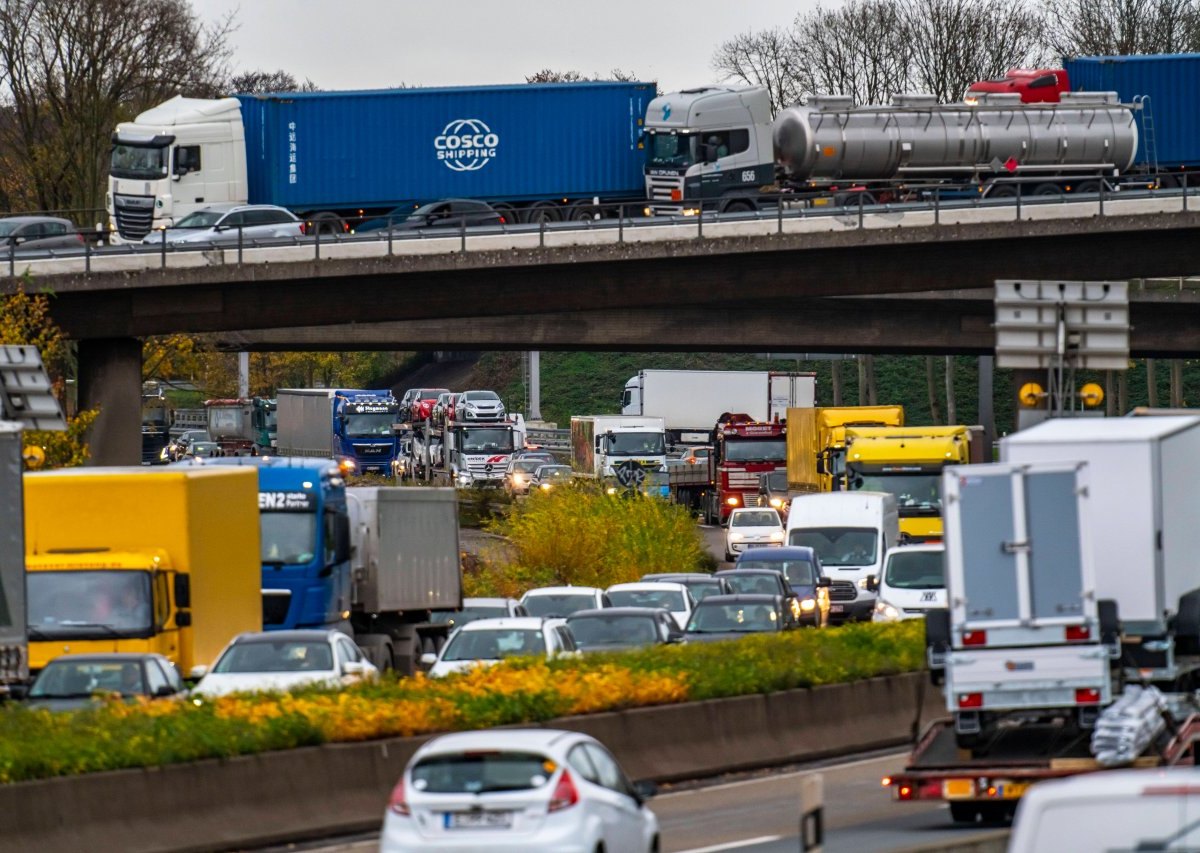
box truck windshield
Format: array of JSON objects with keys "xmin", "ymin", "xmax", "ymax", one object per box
[
  {"xmin": 647, "ymin": 132, "xmax": 696, "ymax": 168},
  {"xmin": 344, "ymin": 413, "xmax": 395, "ymax": 437},
  {"xmin": 851, "ymin": 473, "xmax": 941, "ymax": 512},
  {"xmin": 605, "ymin": 432, "xmax": 665, "ymax": 456},
  {"xmin": 261, "ymin": 512, "xmax": 318, "ymax": 564},
  {"xmin": 885, "ymin": 550, "xmax": 945, "ymax": 590},
  {"xmin": 27, "ymin": 571, "xmax": 153, "ymax": 637},
  {"xmin": 789, "ymin": 527, "xmax": 878, "ymax": 567},
  {"xmin": 460, "ymin": 428, "xmax": 514, "ymax": 453},
  {"xmin": 264, "ymin": 408, "xmax": 277, "ymax": 432},
  {"xmin": 110, "ymin": 143, "xmax": 168, "ymax": 180},
  {"xmin": 724, "ymin": 439, "xmax": 787, "ymax": 463}
]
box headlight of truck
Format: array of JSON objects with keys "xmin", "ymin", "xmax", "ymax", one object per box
[
  {"xmin": 857, "ymin": 577, "xmax": 872, "ymax": 589},
  {"xmin": 874, "ymin": 599, "xmax": 901, "ymax": 622}
]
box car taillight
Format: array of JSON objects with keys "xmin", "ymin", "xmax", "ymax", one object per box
[
  {"xmin": 1075, "ymin": 688, "xmax": 1101, "ymax": 705},
  {"xmin": 1065, "ymin": 625, "xmax": 1091, "ymax": 642},
  {"xmin": 961, "ymin": 630, "xmax": 987, "ymax": 646},
  {"xmin": 548, "ymin": 769, "xmax": 579, "ymax": 812},
  {"xmin": 957, "ymin": 692, "xmax": 983, "ymax": 709},
  {"xmin": 498, "ymin": 215, "xmax": 507, "ymax": 224},
  {"xmin": 299, "ymin": 222, "xmax": 308, "ymax": 235},
  {"xmin": 387, "ymin": 778, "xmax": 411, "ymax": 816}
]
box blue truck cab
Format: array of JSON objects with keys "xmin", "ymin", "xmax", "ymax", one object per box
[
  {"xmin": 332, "ymin": 389, "xmax": 400, "ymax": 474},
  {"xmin": 199, "ymin": 456, "xmax": 351, "ymax": 631}
]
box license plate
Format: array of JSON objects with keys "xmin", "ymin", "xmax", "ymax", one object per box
[
  {"xmin": 445, "ymin": 811, "xmax": 513, "ymax": 829},
  {"xmin": 829, "ymin": 604, "xmax": 844, "ymax": 613},
  {"xmin": 993, "ymin": 780, "xmax": 1030, "ymax": 799}
]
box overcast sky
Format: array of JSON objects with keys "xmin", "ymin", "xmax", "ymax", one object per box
[{"xmin": 199, "ymin": 1, "xmax": 810, "ymax": 92}]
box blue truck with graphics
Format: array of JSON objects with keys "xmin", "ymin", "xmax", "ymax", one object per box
[
  {"xmin": 275, "ymin": 388, "xmax": 400, "ymax": 474},
  {"xmin": 106, "ymin": 81, "xmax": 656, "ymax": 241},
  {"xmin": 202, "ymin": 457, "xmax": 461, "ymax": 674}
]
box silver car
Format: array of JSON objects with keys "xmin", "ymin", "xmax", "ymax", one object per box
[
  {"xmin": 0, "ymin": 216, "xmax": 85, "ymax": 254},
  {"xmin": 143, "ymin": 204, "xmax": 302, "ymax": 246},
  {"xmin": 454, "ymin": 390, "xmax": 506, "ymax": 421}
]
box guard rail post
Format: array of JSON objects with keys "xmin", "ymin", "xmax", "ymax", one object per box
[
  {"xmin": 1015, "ymin": 186, "xmax": 1021, "ymax": 221},
  {"xmin": 315, "ymin": 225, "xmax": 321, "ymax": 261},
  {"xmin": 539, "ymin": 218, "xmax": 545, "ymax": 249},
  {"xmin": 1184, "ymin": 180, "xmax": 1189, "ymax": 213},
  {"xmin": 160, "ymin": 229, "xmax": 167, "ymax": 269},
  {"xmin": 84, "ymin": 232, "xmax": 91, "ymax": 275},
  {"xmin": 387, "ymin": 215, "xmax": 393, "ymax": 256},
  {"xmin": 934, "ymin": 187, "xmax": 940, "ymax": 226},
  {"xmin": 460, "ymin": 215, "xmax": 466, "ymax": 253},
  {"xmin": 858, "ymin": 192, "xmax": 864, "ymax": 228},
  {"xmin": 618, "ymin": 204, "xmax": 624, "ymax": 243},
  {"xmin": 237, "ymin": 224, "xmax": 243, "ymax": 266},
  {"xmin": 1099, "ymin": 181, "xmax": 1105, "ymax": 216},
  {"xmin": 698, "ymin": 202, "xmax": 703, "ymax": 239},
  {"xmin": 7, "ymin": 246, "xmax": 12, "ymax": 279},
  {"xmin": 777, "ymin": 198, "xmax": 783, "ymax": 234}
]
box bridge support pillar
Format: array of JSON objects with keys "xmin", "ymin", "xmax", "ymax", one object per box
[{"xmin": 78, "ymin": 337, "xmax": 142, "ymax": 466}]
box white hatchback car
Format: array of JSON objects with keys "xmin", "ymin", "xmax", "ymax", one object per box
[
  {"xmin": 380, "ymin": 728, "xmax": 660, "ymax": 853},
  {"xmin": 423, "ymin": 618, "xmax": 576, "ymax": 678},
  {"xmin": 519, "ymin": 586, "xmax": 610, "ymax": 619},
  {"xmin": 604, "ymin": 582, "xmax": 695, "ymax": 630},
  {"xmin": 190, "ymin": 629, "xmax": 377, "ymax": 697},
  {"xmin": 724, "ymin": 507, "xmax": 786, "ymax": 562}
]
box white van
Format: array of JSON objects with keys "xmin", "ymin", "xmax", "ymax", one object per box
[
  {"xmin": 786, "ymin": 492, "xmax": 899, "ymax": 622},
  {"xmin": 867, "ymin": 543, "xmax": 945, "ymax": 622},
  {"xmin": 1008, "ymin": 768, "xmax": 1200, "ymax": 852}
]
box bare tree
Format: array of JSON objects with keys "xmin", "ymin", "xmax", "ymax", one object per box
[
  {"xmin": 793, "ymin": 1, "xmax": 912, "ymax": 104},
  {"xmin": 526, "ymin": 68, "xmax": 646, "ymax": 84},
  {"xmin": 1045, "ymin": 0, "xmax": 1200, "ymax": 57},
  {"xmin": 712, "ymin": 27, "xmax": 805, "ymax": 115},
  {"xmin": 229, "ymin": 69, "xmax": 319, "ymax": 94},
  {"xmin": 0, "ymin": 0, "xmax": 233, "ymax": 216}
]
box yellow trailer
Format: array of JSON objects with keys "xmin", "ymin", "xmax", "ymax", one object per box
[
  {"xmin": 23, "ymin": 466, "xmax": 260, "ymax": 675},
  {"xmin": 786, "ymin": 406, "xmax": 905, "ymax": 493}
]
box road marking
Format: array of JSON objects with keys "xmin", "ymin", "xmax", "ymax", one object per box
[
  {"xmin": 658, "ymin": 749, "xmax": 908, "ymax": 798},
  {"xmin": 681, "ymin": 839, "xmax": 782, "ymax": 849}
]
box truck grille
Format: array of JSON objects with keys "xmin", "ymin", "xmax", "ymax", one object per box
[
  {"xmin": 113, "ymin": 194, "xmax": 155, "ymax": 240},
  {"xmin": 724, "ymin": 470, "xmax": 761, "ymax": 489},
  {"xmin": 262, "ymin": 590, "xmax": 291, "ymax": 626},
  {"xmin": 648, "ymin": 175, "xmax": 683, "ymax": 201},
  {"xmin": 353, "ymin": 443, "xmax": 391, "ymax": 456},
  {"xmin": 828, "ymin": 581, "xmax": 857, "ymax": 602}
]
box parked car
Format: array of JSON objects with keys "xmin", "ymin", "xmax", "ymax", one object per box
[
  {"xmin": 380, "ymin": 728, "xmax": 659, "ymax": 852},
  {"xmin": 21, "ymin": 653, "xmax": 186, "ymax": 710},
  {"xmin": 683, "ymin": 594, "xmax": 798, "ymax": 642},
  {"xmin": 519, "ymin": 586, "xmax": 610, "ymax": 619},
  {"xmin": 191, "ymin": 630, "xmax": 377, "ymax": 697},
  {"xmin": 423, "ymin": 617, "xmax": 576, "ymax": 677},
  {"xmin": 503, "ymin": 456, "xmax": 548, "ymax": 496},
  {"xmin": 866, "ymin": 543, "xmax": 946, "ymax": 622},
  {"xmin": 734, "ymin": 546, "xmax": 831, "ymax": 627},
  {"xmin": 430, "ymin": 597, "xmax": 528, "ymax": 631},
  {"xmin": 142, "ymin": 203, "xmax": 302, "ymax": 245},
  {"xmin": 530, "ymin": 464, "xmax": 573, "ymax": 490},
  {"xmin": 0, "ymin": 216, "xmax": 85, "ymax": 254},
  {"xmin": 604, "ymin": 582, "xmax": 694, "ymax": 630},
  {"xmin": 454, "ymin": 389, "xmax": 506, "ymax": 421},
  {"xmin": 723, "ymin": 507, "xmax": 786, "ymax": 562},
  {"xmin": 713, "ymin": 568, "xmax": 803, "ymax": 623},
  {"xmin": 640, "ymin": 572, "xmax": 733, "ymax": 602},
  {"xmin": 386, "ymin": 199, "xmax": 508, "ymax": 233},
  {"xmin": 409, "ymin": 388, "xmax": 450, "ymax": 423},
  {"xmin": 566, "ymin": 607, "xmax": 683, "ymax": 653}
]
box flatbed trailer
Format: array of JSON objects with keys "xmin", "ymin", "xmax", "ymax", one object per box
[{"xmin": 884, "ymin": 713, "xmax": 1200, "ymax": 823}]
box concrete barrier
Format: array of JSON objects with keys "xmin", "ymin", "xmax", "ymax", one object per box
[{"xmin": 0, "ymin": 672, "xmax": 942, "ymax": 853}]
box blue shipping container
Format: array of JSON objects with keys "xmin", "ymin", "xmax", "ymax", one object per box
[
  {"xmin": 237, "ymin": 82, "xmax": 654, "ymax": 211},
  {"xmin": 1064, "ymin": 54, "xmax": 1200, "ymax": 168}
]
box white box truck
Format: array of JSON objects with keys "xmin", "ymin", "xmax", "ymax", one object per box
[
  {"xmin": 570, "ymin": 415, "xmax": 668, "ymax": 492},
  {"xmin": 621, "ymin": 370, "xmax": 816, "ymax": 444},
  {"xmin": 1001, "ymin": 416, "xmax": 1200, "ymax": 685}
]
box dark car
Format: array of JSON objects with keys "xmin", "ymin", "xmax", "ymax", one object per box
[
  {"xmin": 756, "ymin": 470, "xmax": 791, "ymax": 518},
  {"xmin": 640, "ymin": 572, "xmax": 733, "ymax": 602},
  {"xmin": 714, "ymin": 568, "xmax": 804, "ymax": 624},
  {"xmin": 0, "ymin": 215, "xmax": 85, "ymax": 254},
  {"xmin": 733, "ymin": 547, "xmax": 831, "ymax": 627},
  {"xmin": 21, "ymin": 653, "xmax": 186, "ymax": 711},
  {"xmin": 566, "ymin": 607, "xmax": 683, "ymax": 653},
  {"xmin": 386, "ymin": 199, "xmax": 507, "ymax": 232},
  {"xmin": 683, "ymin": 594, "xmax": 798, "ymax": 642}
]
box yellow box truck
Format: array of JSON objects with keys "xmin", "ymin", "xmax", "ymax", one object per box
[
  {"xmin": 23, "ymin": 466, "xmax": 261, "ymax": 675},
  {"xmin": 786, "ymin": 406, "xmax": 905, "ymax": 493}
]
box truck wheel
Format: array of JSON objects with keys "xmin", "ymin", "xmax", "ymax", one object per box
[
  {"xmin": 949, "ymin": 803, "xmax": 979, "ymax": 824},
  {"xmin": 523, "ymin": 202, "xmax": 561, "ymax": 224},
  {"xmin": 1033, "ymin": 183, "xmax": 1063, "ymax": 197},
  {"xmin": 357, "ymin": 634, "xmax": 395, "ymax": 672},
  {"xmin": 722, "ymin": 199, "xmax": 755, "ymax": 214}
]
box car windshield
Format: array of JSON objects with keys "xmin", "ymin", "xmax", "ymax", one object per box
[
  {"xmin": 27, "ymin": 571, "xmax": 153, "ymax": 637},
  {"xmin": 723, "ymin": 439, "xmax": 787, "ymax": 463},
  {"xmin": 430, "ymin": 606, "xmax": 507, "ymax": 627},
  {"xmin": 521, "ymin": 593, "xmax": 594, "ymax": 618},
  {"xmin": 852, "ymin": 473, "xmax": 941, "ymax": 512},
  {"xmin": 605, "ymin": 432, "xmax": 665, "ymax": 456},
  {"xmin": 440, "ymin": 629, "xmax": 546, "ymax": 661},
  {"xmin": 212, "ymin": 639, "xmax": 333, "ymax": 673},
  {"xmin": 789, "ymin": 527, "xmax": 878, "ymax": 567},
  {"xmin": 344, "ymin": 413, "xmax": 395, "ymax": 437},
  {"xmin": 763, "ymin": 471, "xmax": 788, "ymax": 491},
  {"xmin": 30, "ymin": 660, "xmax": 146, "ymax": 698},
  {"xmin": 459, "ymin": 428, "xmax": 514, "ymax": 453},
  {"xmin": 511, "ymin": 459, "xmax": 543, "ymax": 474},
  {"xmin": 261, "ymin": 511, "xmax": 317, "ymax": 564},
  {"xmin": 568, "ymin": 614, "xmax": 660, "ymax": 648},
  {"xmin": 607, "ymin": 589, "xmax": 685, "ymax": 610},
  {"xmin": 110, "ymin": 143, "xmax": 167, "ymax": 180},
  {"xmin": 683, "ymin": 580, "xmax": 725, "ymax": 601},
  {"xmin": 731, "ymin": 511, "xmax": 781, "ymax": 528},
  {"xmin": 687, "ymin": 601, "xmax": 778, "ymax": 632},
  {"xmin": 647, "ymin": 131, "xmax": 697, "ymax": 168},
  {"xmin": 885, "ymin": 550, "xmax": 945, "ymax": 590},
  {"xmin": 737, "ymin": 559, "xmax": 816, "ymax": 586},
  {"xmin": 175, "ymin": 210, "xmax": 224, "ymax": 228},
  {"xmin": 463, "ymin": 391, "xmax": 499, "ymax": 402},
  {"xmin": 0, "ymin": 221, "xmax": 22, "ymax": 237},
  {"xmin": 412, "ymin": 751, "xmax": 552, "ymax": 794},
  {"xmin": 721, "ymin": 573, "xmax": 782, "ymax": 595},
  {"xmin": 536, "ymin": 466, "xmax": 571, "ymax": 480}
]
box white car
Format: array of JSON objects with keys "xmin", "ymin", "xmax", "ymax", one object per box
[
  {"xmin": 454, "ymin": 389, "xmax": 506, "ymax": 422},
  {"xmin": 604, "ymin": 582, "xmax": 695, "ymax": 630},
  {"xmin": 423, "ymin": 617, "xmax": 576, "ymax": 678},
  {"xmin": 867, "ymin": 543, "xmax": 946, "ymax": 622},
  {"xmin": 380, "ymin": 728, "xmax": 660, "ymax": 853},
  {"xmin": 519, "ymin": 586, "xmax": 610, "ymax": 619},
  {"xmin": 724, "ymin": 507, "xmax": 786, "ymax": 562},
  {"xmin": 190, "ymin": 629, "xmax": 377, "ymax": 697},
  {"xmin": 142, "ymin": 203, "xmax": 302, "ymax": 245}
]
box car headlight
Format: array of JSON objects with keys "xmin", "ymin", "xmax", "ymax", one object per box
[
  {"xmin": 799, "ymin": 597, "xmax": 817, "ymax": 612},
  {"xmin": 770, "ymin": 530, "xmax": 785, "ymax": 541},
  {"xmin": 874, "ymin": 599, "xmax": 901, "ymax": 622},
  {"xmin": 512, "ymin": 474, "xmax": 526, "ymax": 485},
  {"xmin": 455, "ymin": 472, "xmax": 472, "ymax": 486},
  {"xmin": 769, "ymin": 497, "xmax": 784, "ymax": 508},
  {"xmin": 540, "ymin": 482, "xmax": 552, "ymax": 490},
  {"xmin": 730, "ymin": 532, "xmax": 744, "ymax": 541}
]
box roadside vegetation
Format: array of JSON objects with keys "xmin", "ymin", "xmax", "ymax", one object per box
[{"xmin": 0, "ymin": 620, "xmax": 923, "ymax": 783}]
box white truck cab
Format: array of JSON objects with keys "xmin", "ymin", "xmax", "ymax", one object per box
[
  {"xmin": 108, "ymin": 96, "xmax": 247, "ymax": 242},
  {"xmin": 642, "ymin": 86, "xmax": 776, "ymax": 215}
]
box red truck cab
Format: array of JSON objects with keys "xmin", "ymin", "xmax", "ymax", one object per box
[{"xmin": 965, "ymin": 69, "xmax": 1069, "ymax": 104}]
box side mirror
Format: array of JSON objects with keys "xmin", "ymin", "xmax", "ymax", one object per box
[
  {"xmin": 188, "ymin": 665, "xmax": 209, "ymax": 679},
  {"xmin": 419, "ymin": 652, "xmax": 437, "ymax": 666},
  {"xmin": 7, "ymin": 684, "xmax": 28, "ymax": 701},
  {"xmin": 865, "ymin": 574, "xmax": 878, "ymax": 592},
  {"xmin": 154, "ymin": 684, "xmax": 177, "ymax": 698},
  {"xmin": 816, "ymin": 577, "xmax": 831, "ymax": 588},
  {"xmin": 342, "ymin": 661, "xmax": 366, "ymax": 676},
  {"xmin": 632, "ymin": 780, "xmax": 658, "ymax": 804},
  {"xmin": 174, "ymin": 574, "xmax": 191, "ymax": 609},
  {"xmin": 175, "ymin": 610, "xmax": 192, "ymax": 628}
]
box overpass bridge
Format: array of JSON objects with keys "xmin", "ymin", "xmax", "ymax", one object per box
[{"xmin": 11, "ymin": 199, "xmax": 1200, "ymax": 464}]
